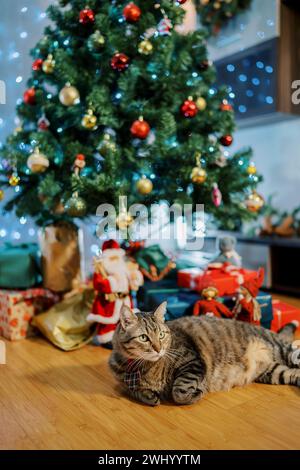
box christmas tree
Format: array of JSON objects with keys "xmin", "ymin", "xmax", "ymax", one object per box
[{"xmin": 0, "ymin": 0, "xmax": 263, "ymax": 231}]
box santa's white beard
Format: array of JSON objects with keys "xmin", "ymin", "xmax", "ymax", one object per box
[{"xmin": 102, "ymin": 255, "xmax": 128, "ymax": 277}]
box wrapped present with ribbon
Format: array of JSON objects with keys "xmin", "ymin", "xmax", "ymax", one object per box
[
  {"xmin": 178, "ymin": 263, "xmax": 260, "ymax": 296},
  {"xmin": 0, "ymin": 288, "xmax": 59, "ymax": 341},
  {"xmin": 271, "ymin": 300, "xmax": 300, "ymax": 332},
  {"xmin": 0, "ymin": 243, "xmax": 41, "ymax": 289},
  {"xmin": 32, "ymin": 287, "xmax": 96, "ymax": 351},
  {"xmin": 39, "ymin": 221, "xmax": 84, "ymax": 293}
]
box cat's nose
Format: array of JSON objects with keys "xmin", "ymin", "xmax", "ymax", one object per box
[{"xmin": 152, "ymin": 343, "xmax": 160, "ymax": 353}]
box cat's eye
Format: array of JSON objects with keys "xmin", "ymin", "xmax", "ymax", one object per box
[
  {"xmin": 159, "ymin": 331, "xmax": 166, "ymax": 339},
  {"xmin": 139, "ymin": 334, "xmax": 149, "ymax": 342}
]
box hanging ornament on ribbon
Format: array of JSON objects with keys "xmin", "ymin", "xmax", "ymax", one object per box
[
  {"xmin": 130, "ymin": 117, "xmax": 150, "ymax": 139},
  {"xmin": 23, "ymin": 88, "xmax": 36, "ymax": 105},
  {"xmin": 111, "ymin": 52, "xmax": 130, "ymax": 72},
  {"xmin": 181, "ymin": 97, "xmax": 198, "ymax": 118},
  {"xmin": 27, "ymin": 147, "xmax": 50, "ymax": 174},
  {"xmin": 32, "ymin": 58, "xmax": 43, "ymax": 71},
  {"xmin": 123, "ymin": 3, "xmax": 141, "ymax": 22},
  {"xmin": 81, "ymin": 108, "xmax": 98, "ymax": 130},
  {"xmin": 98, "ymin": 133, "xmax": 117, "ymax": 155},
  {"xmin": 212, "ymin": 183, "xmax": 222, "ymax": 207},
  {"xmin": 247, "ymin": 162, "xmax": 257, "ymax": 175},
  {"xmin": 116, "ymin": 197, "xmax": 133, "ymax": 230},
  {"xmin": 245, "ymin": 191, "xmax": 264, "ymax": 213},
  {"xmin": 38, "ymin": 115, "xmax": 50, "ymax": 131},
  {"xmin": 88, "ymin": 30, "xmax": 105, "ymax": 52},
  {"xmin": 157, "ymin": 15, "xmax": 173, "ymax": 35},
  {"xmin": 191, "ymin": 153, "xmax": 207, "ymax": 184},
  {"xmin": 220, "ymin": 134, "xmax": 233, "ymax": 147},
  {"xmin": 220, "ymin": 100, "xmax": 233, "ymax": 112},
  {"xmin": 138, "ymin": 39, "xmax": 153, "ymax": 55},
  {"xmin": 9, "ymin": 173, "xmax": 20, "ymax": 187},
  {"xmin": 79, "ymin": 7, "xmax": 95, "ymax": 25},
  {"xmin": 136, "ymin": 177, "xmax": 153, "ymax": 195},
  {"xmin": 42, "ymin": 54, "xmax": 55, "ymax": 74},
  {"xmin": 64, "ymin": 154, "xmax": 87, "ymax": 217},
  {"xmin": 196, "ymin": 97, "xmax": 207, "ymax": 111},
  {"xmin": 59, "ymin": 83, "xmax": 80, "ymax": 106}
]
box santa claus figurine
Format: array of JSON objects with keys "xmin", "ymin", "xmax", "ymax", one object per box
[
  {"xmin": 87, "ymin": 239, "xmax": 143, "ymax": 346},
  {"xmin": 193, "ymin": 286, "xmax": 234, "ymax": 319},
  {"xmin": 233, "ymin": 268, "xmax": 265, "ymax": 326}
]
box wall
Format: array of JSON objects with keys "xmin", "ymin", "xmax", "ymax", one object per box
[{"xmin": 233, "ymin": 118, "xmax": 300, "ymax": 211}]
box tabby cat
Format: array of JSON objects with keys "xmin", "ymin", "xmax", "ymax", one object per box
[{"xmin": 109, "ymin": 302, "xmax": 300, "ymax": 406}]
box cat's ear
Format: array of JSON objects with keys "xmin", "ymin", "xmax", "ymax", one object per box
[
  {"xmin": 154, "ymin": 301, "xmax": 167, "ymax": 323},
  {"xmin": 120, "ymin": 305, "xmax": 138, "ymax": 329}
]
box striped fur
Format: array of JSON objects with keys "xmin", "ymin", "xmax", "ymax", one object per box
[{"xmin": 109, "ymin": 303, "xmax": 299, "ymax": 406}]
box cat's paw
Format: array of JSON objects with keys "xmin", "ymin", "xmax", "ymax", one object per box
[
  {"xmin": 138, "ymin": 389, "xmax": 161, "ymax": 407},
  {"xmin": 172, "ymin": 386, "xmax": 202, "ymax": 406}
]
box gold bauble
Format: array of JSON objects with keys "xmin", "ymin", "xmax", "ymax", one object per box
[
  {"xmin": 136, "ymin": 178, "xmax": 153, "ymax": 195},
  {"xmin": 98, "ymin": 133, "xmax": 117, "ymax": 155},
  {"xmin": 200, "ymin": 0, "xmax": 210, "ymax": 4},
  {"xmin": 64, "ymin": 195, "xmax": 86, "ymax": 217},
  {"xmin": 247, "ymin": 163, "xmax": 257, "ymax": 175},
  {"xmin": 116, "ymin": 212, "xmax": 133, "ymax": 230},
  {"xmin": 9, "ymin": 174, "xmax": 20, "ymax": 186},
  {"xmin": 214, "ymin": 1, "xmax": 221, "ymax": 9},
  {"xmin": 191, "ymin": 166, "xmax": 207, "ymax": 184},
  {"xmin": 59, "ymin": 83, "xmax": 80, "ymax": 106},
  {"xmin": 196, "ymin": 97, "xmax": 207, "ymax": 111},
  {"xmin": 27, "ymin": 148, "xmax": 49, "ymax": 173},
  {"xmin": 138, "ymin": 39, "xmax": 153, "ymax": 55},
  {"xmin": 0, "ymin": 189, "xmax": 4, "ymax": 201},
  {"xmin": 245, "ymin": 191, "xmax": 264, "ymax": 213},
  {"xmin": 81, "ymin": 109, "xmax": 98, "ymax": 130},
  {"xmin": 42, "ymin": 54, "xmax": 55, "ymax": 74}
]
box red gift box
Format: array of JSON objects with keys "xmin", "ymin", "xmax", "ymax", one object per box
[
  {"xmin": 271, "ymin": 300, "xmax": 300, "ymax": 332},
  {"xmin": 0, "ymin": 288, "xmax": 59, "ymax": 341},
  {"xmin": 177, "ymin": 264, "xmax": 258, "ymax": 296}
]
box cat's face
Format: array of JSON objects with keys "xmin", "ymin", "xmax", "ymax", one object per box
[{"xmin": 114, "ymin": 302, "xmax": 171, "ymax": 362}]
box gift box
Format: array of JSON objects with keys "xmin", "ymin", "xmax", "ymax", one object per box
[
  {"xmin": 221, "ymin": 291, "xmax": 273, "ymax": 329},
  {"xmin": 177, "ymin": 265, "xmax": 258, "ymax": 297},
  {"xmin": 0, "ymin": 288, "xmax": 59, "ymax": 341},
  {"xmin": 271, "ymin": 300, "xmax": 300, "ymax": 332},
  {"xmin": 32, "ymin": 288, "xmax": 95, "ymax": 351},
  {"xmin": 138, "ymin": 281, "xmax": 199, "ymax": 321},
  {"xmin": 0, "ymin": 243, "xmax": 41, "ymax": 289},
  {"xmin": 40, "ymin": 222, "xmax": 83, "ymax": 293}
]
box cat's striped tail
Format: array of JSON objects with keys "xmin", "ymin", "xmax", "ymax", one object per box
[{"xmin": 277, "ymin": 321, "xmax": 299, "ymax": 342}]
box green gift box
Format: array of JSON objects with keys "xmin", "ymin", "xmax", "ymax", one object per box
[{"xmin": 0, "ymin": 243, "xmax": 42, "ymax": 289}]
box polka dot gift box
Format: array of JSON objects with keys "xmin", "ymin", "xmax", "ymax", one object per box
[{"xmin": 0, "ymin": 288, "xmax": 59, "ymax": 341}]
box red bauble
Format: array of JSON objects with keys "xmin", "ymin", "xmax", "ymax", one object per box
[
  {"xmin": 220, "ymin": 135, "xmax": 233, "ymax": 147},
  {"xmin": 23, "ymin": 88, "xmax": 36, "ymax": 105},
  {"xmin": 79, "ymin": 8, "xmax": 95, "ymax": 24},
  {"xmin": 111, "ymin": 52, "xmax": 130, "ymax": 72},
  {"xmin": 220, "ymin": 101, "xmax": 233, "ymax": 112},
  {"xmin": 32, "ymin": 58, "xmax": 43, "ymax": 71},
  {"xmin": 123, "ymin": 2, "xmax": 141, "ymax": 22},
  {"xmin": 177, "ymin": 0, "xmax": 188, "ymax": 4},
  {"xmin": 130, "ymin": 118, "xmax": 150, "ymax": 139},
  {"xmin": 180, "ymin": 98, "xmax": 198, "ymax": 118}
]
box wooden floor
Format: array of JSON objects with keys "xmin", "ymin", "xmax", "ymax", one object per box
[{"xmin": 1, "ymin": 295, "xmax": 300, "ymax": 450}]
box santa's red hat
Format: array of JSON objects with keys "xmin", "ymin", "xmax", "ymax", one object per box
[
  {"xmin": 243, "ymin": 268, "xmax": 264, "ymax": 297},
  {"xmin": 102, "ymin": 239, "xmax": 120, "ymax": 251}
]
